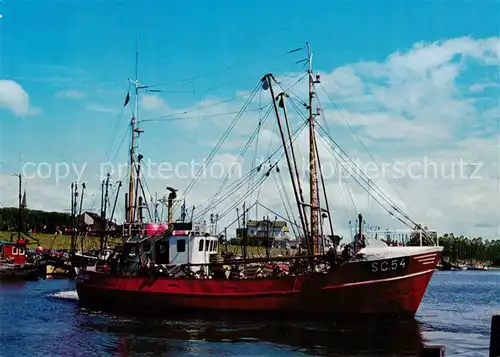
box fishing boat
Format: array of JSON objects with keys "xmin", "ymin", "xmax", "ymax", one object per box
[
  {"xmin": 0, "ymin": 174, "xmax": 40, "ymax": 281},
  {"xmin": 0, "ymin": 239, "xmax": 39, "ymax": 281},
  {"xmin": 76, "ymin": 44, "xmax": 442, "ymax": 317}
]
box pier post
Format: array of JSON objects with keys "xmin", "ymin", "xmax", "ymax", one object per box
[
  {"xmin": 420, "ymin": 345, "xmax": 445, "ymax": 357},
  {"xmin": 490, "ymin": 315, "xmax": 500, "ymax": 357}
]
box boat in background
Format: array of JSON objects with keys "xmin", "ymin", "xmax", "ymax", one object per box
[
  {"xmin": 0, "ymin": 174, "xmax": 40, "ymax": 281},
  {"xmin": 76, "ymin": 43, "xmax": 442, "ymax": 317},
  {"xmin": 467, "ymin": 264, "xmax": 489, "ymax": 271},
  {"xmin": 0, "ymin": 239, "xmax": 39, "ymax": 281}
]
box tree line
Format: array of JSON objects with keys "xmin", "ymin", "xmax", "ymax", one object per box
[
  {"xmin": 407, "ymin": 232, "xmax": 500, "ymax": 265},
  {"xmin": 0, "ymin": 207, "xmax": 72, "ymax": 234}
]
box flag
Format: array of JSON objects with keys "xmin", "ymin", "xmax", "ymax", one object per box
[
  {"xmin": 124, "ymin": 92, "xmax": 130, "ymax": 107},
  {"xmin": 261, "ymin": 77, "xmax": 269, "ymax": 90},
  {"xmin": 278, "ymin": 96, "xmax": 284, "ymax": 108}
]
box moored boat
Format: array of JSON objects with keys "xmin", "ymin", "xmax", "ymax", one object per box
[
  {"xmin": 0, "ymin": 239, "xmax": 40, "ymax": 281},
  {"xmin": 76, "ymin": 43, "xmax": 442, "ymax": 317}
]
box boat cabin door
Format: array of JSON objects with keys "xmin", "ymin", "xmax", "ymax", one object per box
[{"xmin": 170, "ymin": 237, "xmax": 188, "ymax": 265}]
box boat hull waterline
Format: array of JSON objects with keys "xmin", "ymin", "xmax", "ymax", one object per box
[
  {"xmin": 0, "ymin": 264, "xmax": 40, "ymax": 281},
  {"xmin": 76, "ymin": 246, "xmax": 442, "ymax": 317}
]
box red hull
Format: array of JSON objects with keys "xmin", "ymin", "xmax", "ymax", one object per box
[{"xmin": 76, "ymin": 247, "xmax": 441, "ymax": 317}]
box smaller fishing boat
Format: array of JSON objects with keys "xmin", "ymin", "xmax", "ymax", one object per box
[
  {"xmin": 467, "ymin": 264, "xmax": 489, "ymax": 271},
  {"xmin": 0, "ymin": 239, "xmax": 40, "ymax": 281}
]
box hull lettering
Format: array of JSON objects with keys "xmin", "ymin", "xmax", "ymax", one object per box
[{"xmin": 371, "ymin": 257, "xmax": 410, "ymax": 273}]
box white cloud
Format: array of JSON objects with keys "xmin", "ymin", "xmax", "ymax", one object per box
[
  {"xmin": 85, "ymin": 103, "xmax": 116, "ymax": 113},
  {"xmin": 469, "ymin": 82, "xmax": 500, "ymax": 93},
  {"xmin": 55, "ymin": 89, "xmax": 85, "ymax": 99},
  {"xmin": 0, "ymin": 79, "xmax": 41, "ymax": 116}
]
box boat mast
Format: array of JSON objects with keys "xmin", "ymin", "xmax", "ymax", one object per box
[
  {"xmin": 126, "ymin": 44, "xmax": 150, "ymax": 233},
  {"xmin": 127, "ymin": 48, "xmax": 139, "ymax": 234},
  {"xmin": 16, "ymin": 173, "xmax": 22, "ymax": 241},
  {"xmin": 306, "ymin": 42, "xmax": 320, "ymax": 255}
]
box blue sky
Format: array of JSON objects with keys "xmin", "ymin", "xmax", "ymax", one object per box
[{"xmin": 0, "ymin": 0, "xmax": 499, "ymax": 238}]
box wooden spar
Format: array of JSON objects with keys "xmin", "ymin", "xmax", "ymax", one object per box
[
  {"xmin": 277, "ymin": 92, "xmax": 310, "ymax": 246},
  {"xmin": 132, "ymin": 154, "xmax": 142, "ymax": 222},
  {"xmin": 103, "ymin": 174, "xmax": 110, "ymax": 222},
  {"xmin": 314, "ymin": 134, "xmax": 335, "ymax": 253},
  {"xmin": 78, "ymin": 182, "xmax": 86, "ymax": 252},
  {"xmin": 167, "ymin": 187, "xmax": 177, "ymax": 224},
  {"xmin": 70, "ymin": 182, "xmax": 77, "ymax": 254},
  {"xmin": 100, "ymin": 173, "xmax": 110, "ymax": 251},
  {"xmin": 265, "ymin": 74, "xmax": 310, "ymax": 253},
  {"xmin": 104, "ymin": 180, "xmax": 122, "ymax": 250},
  {"xmin": 242, "ymin": 202, "xmax": 247, "ymax": 259},
  {"xmin": 128, "ymin": 112, "xmax": 136, "ymax": 231},
  {"xmin": 306, "ymin": 42, "xmax": 320, "ymax": 255},
  {"xmin": 100, "ymin": 179, "xmax": 105, "ymax": 219}
]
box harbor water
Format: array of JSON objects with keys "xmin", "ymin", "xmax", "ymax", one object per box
[{"xmin": 0, "ymin": 270, "xmax": 498, "ymax": 356}]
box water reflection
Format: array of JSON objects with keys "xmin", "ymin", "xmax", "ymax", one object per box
[
  {"xmin": 78, "ymin": 310, "xmax": 424, "ymax": 356},
  {"xmin": 0, "ymin": 280, "xmax": 28, "ymax": 288}
]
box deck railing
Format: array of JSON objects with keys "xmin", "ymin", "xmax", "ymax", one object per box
[{"xmin": 364, "ymin": 229, "xmax": 439, "ymax": 247}]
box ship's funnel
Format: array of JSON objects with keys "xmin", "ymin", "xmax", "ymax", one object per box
[{"xmin": 166, "ymin": 187, "xmax": 177, "ymax": 224}]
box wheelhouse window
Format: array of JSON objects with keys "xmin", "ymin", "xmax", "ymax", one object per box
[
  {"xmin": 18, "ymin": 248, "xmax": 25, "ymax": 255},
  {"xmin": 209, "ymin": 240, "xmax": 214, "ymax": 251},
  {"xmin": 12, "ymin": 247, "xmax": 18, "ymax": 255},
  {"xmin": 177, "ymin": 239, "xmax": 186, "ymax": 252},
  {"xmin": 214, "ymin": 241, "xmax": 218, "ymax": 252},
  {"xmin": 198, "ymin": 239, "xmax": 204, "ymax": 252}
]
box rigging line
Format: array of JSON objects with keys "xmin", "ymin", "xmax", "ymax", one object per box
[
  {"xmin": 194, "ymin": 125, "xmax": 295, "ymax": 215},
  {"xmin": 199, "ymin": 104, "xmax": 273, "ymax": 218},
  {"xmin": 339, "ymin": 167, "xmax": 359, "ymax": 223},
  {"xmin": 256, "ymin": 203, "xmax": 305, "ymax": 233},
  {"xmin": 194, "ymin": 171, "xmax": 261, "ymax": 220},
  {"xmin": 197, "ymin": 119, "xmax": 308, "ymax": 220},
  {"xmin": 316, "ymin": 124, "xmax": 418, "ymax": 228},
  {"xmin": 215, "ymin": 160, "xmax": 280, "ymax": 217},
  {"xmin": 109, "ymin": 124, "xmax": 130, "ymax": 163},
  {"xmin": 140, "ymin": 94, "xmax": 253, "ymax": 121},
  {"xmin": 216, "ymin": 165, "xmax": 275, "ymax": 221},
  {"xmin": 103, "ymin": 85, "xmax": 131, "ymax": 162},
  {"xmin": 177, "ymin": 81, "xmax": 262, "ymax": 209},
  {"xmin": 216, "ymin": 201, "xmax": 258, "ymax": 235},
  {"xmin": 194, "ymin": 159, "xmax": 270, "ymax": 220},
  {"xmin": 318, "ymin": 83, "xmax": 414, "ymax": 216},
  {"xmin": 313, "ymin": 119, "xmax": 410, "ymax": 216},
  {"xmin": 146, "ymin": 46, "xmax": 305, "ymax": 89},
  {"xmin": 146, "ymin": 72, "xmax": 268, "ymax": 104},
  {"xmin": 277, "ymin": 72, "xmax": 309, "ymax": 93},
  {"xmin": 139, "ymin": 107, "xmax": 265, "ymax": 123},
  {"xmin": 339, "ymin": 174, "xmax": 358, "ymax": 234},
  {"xmin": 213, "ymin": 182, "xmax": 264, "ymax": 222},
  {"xmin": 273, "ymin": 169, "xmax": 298, "ymax": 237},
  {"xmin": 315, "ymin": 129, "xmax": 415, "ymax": 230},
  {"xmin": 141, "ymin": 72, "xmax": 304, "ymax": 124},
  {"xmin": 315, "ymin": 127, "xmax": 400, "ymax": 217},
  {"xmin": 207, "ymin": 121, "xmax": 308, "ymax": 223},
  {"xmin": 247, "ymin": 89, "xmax": 264, "ymax": 205},
  {"xmin": 255, "ymin": 115, "xmax": 278, "ymax": 206},
  {"xmin": 193, "ymin": 166, "xmax": 261, "ymax": 212}
]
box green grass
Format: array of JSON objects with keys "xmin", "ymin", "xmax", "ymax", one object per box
[{"xmin": 0, "ymin": 231, "xmax": 121, "ymax": 251}]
